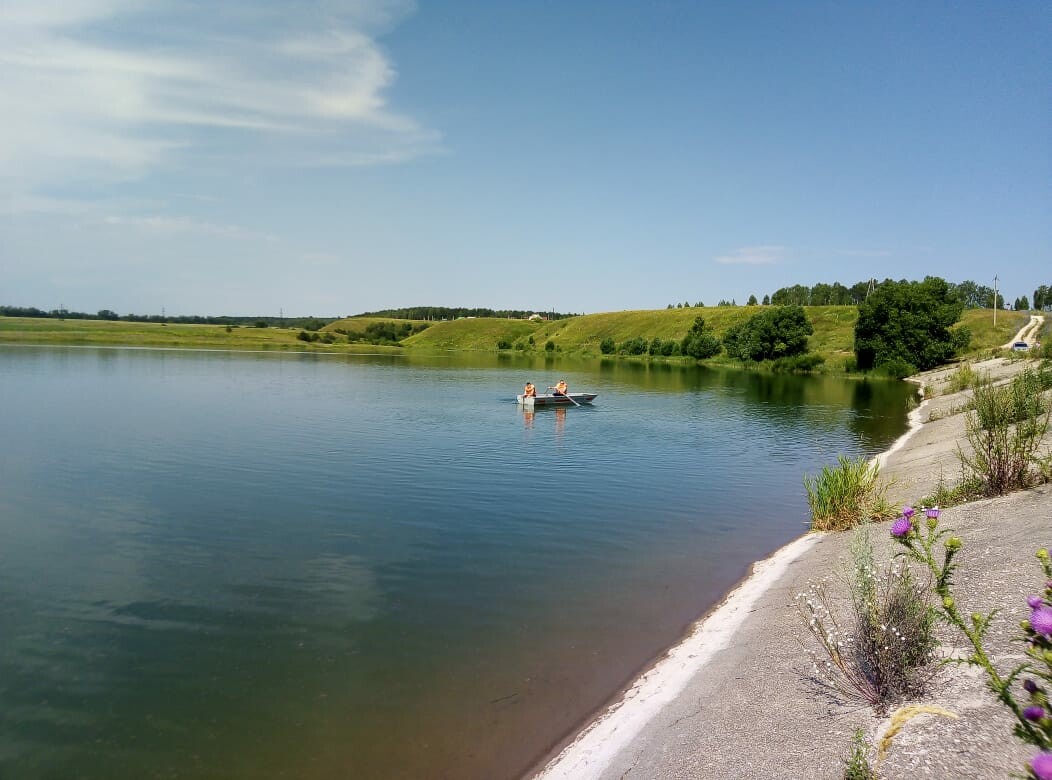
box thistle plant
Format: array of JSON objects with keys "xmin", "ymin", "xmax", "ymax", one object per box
[{"xmin": 890, "ymin": 506, "xmax": 1052, "ymax": 779}]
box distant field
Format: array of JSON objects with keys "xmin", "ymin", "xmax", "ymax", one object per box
[{"xmin": 0, "ymin": 317, "xmax": 403, "ymax": 353}]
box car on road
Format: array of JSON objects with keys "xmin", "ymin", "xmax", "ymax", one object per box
[{"xmin": 1012, "ymin": 341, "xmax": 1029, "ymax": 351}]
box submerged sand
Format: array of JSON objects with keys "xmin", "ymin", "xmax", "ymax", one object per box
[{"xmin": 533, "ymin": 352, "xmax": 1051, "ymax": 779}]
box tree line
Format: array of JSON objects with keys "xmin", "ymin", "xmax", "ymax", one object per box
[
  {"xmin": 352, "ymin": 306, "xmax": 577, "ymax": 321},
  {"xmin": 0, "ymin": 305, "xmax": 333, "ymax": 329}
]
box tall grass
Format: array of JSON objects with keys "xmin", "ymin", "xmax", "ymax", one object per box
[
  {"xmin": 944, "ymin": 362, "xmax": 977, "ymax": 394},
  {"xmin": 959, "ymin": 368, "xmax": 1051, "ymax": 496},
  {"xmin": 804, "ymin": 456, "xmax": 892, "ymax": 531}
]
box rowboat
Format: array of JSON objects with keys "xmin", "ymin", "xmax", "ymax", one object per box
[{"xmin": 517, "ymin": 393, "xmax": 597, "ymax": 407}]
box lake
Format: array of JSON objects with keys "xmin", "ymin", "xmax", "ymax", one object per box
[{"xmin": 0, "ymin": 346, "xmax": 913, "ymax": 779}]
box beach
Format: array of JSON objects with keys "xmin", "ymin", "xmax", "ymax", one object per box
[{"xmin": 533, "ymin": 355, "xmax": 1051, "ymax": 779}]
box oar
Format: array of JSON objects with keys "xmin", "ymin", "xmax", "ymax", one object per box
[{"xmin": 549, "ymin": 386, "xmax": 581, "ymax": 407}]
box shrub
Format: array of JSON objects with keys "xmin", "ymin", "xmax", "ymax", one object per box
[
  {"xmin": 544, "ymin": 339, "xmax": 556, "ymax": 352},
  {"xmin": 619, "ymin": 336, "xmax": 648, "ymax": 356},
  {"xmin": 254, "ymin": 320, "xmax": 268, "ymax": 328},
  {"xmin": 797, "ymin": 526, "xmax": 936, "ymax": 711},
  {"xmin": 296, "ymin": 330, "xmax": 312, "ymax": 342},
  {"xmin": 496, "ymin": 339, "xmax": 512, "ymax": 350},
  {"xmin": 648, "ymin": 337, "xmax": 664, "ymax": 356},
  {"xmin": 876, "ymin": 358, "xmax": 916, "ymax": 380},
  {"xmin": 804, "ymin": 456, "xmax": 893, "ymax": 531},
  {"xmin": 681, "ymin": 316, "xmax": 721, "ymax": 359},
  {"xmin": 771, "ymin": 353, "xmax": 826, "ymax": 373},
  {"xmin": 959, "ymin": 369, "xmax": 1051, "ymax": 496},
  {"xmin": 723, "ymin": 305, "xmax": 811, "ymax": 362},
  {"xmin": 599, "ymin": 337, "xmax": 616, "ymax": 355}
]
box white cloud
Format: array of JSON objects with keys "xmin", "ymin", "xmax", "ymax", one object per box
[
  {"xmin": 0, "ymin": 0, "xmax": 438, "ymax": 194},
  {"xmin": 714, "ymin": 245, "xmax": 786, "ymax": 265}
]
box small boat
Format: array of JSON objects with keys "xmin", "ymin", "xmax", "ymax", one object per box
[{"xmin": 517, "ymin": 392, "xmax": 597, "ymax": 407}]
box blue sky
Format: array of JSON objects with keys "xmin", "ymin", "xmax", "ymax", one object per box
[{"xmin": 2, "ymin": 1, "xmax": 1049, "ymax": 316}]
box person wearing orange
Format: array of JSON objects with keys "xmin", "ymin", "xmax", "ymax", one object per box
[
  {"xmin": 553, "ymin": 380, "xmax": 568, "ymax": 396},
  {"xmin": 523, "ymin": 382, "xmax": 537, "ymax": 398}
]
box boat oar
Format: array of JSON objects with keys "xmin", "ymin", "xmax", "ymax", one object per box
[{"xmin": 549, "ymin": 386, "xmax": 581, "ymax": 407}]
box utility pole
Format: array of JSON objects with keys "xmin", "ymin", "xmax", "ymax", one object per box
[{"xmin": 993, "ymin": 275, "xmax": 999, "ymax": 326}]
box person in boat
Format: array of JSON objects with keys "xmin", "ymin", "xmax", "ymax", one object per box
[
  {"xmin": 553, "ymin": 380, "xmax": 568, "ymax": 397},
  {"xmin": 523, "ymin": 382, "xmax": 537, "ymax": 398}
]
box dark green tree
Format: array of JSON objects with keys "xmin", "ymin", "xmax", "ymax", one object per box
[
  {"xmin": 854, "ymin": 277, "xmax": 969, "ymax": 372},
  {"xmin": 599, "ymin": 337, "xmax": 616, "ymax": 354},
  {"xmin": 747, "ymin": 294, "xmax": 758, "ymax": 306},
  {"xmin": 722, "ymin": 305, "xmax": 813, "ymax": 362},
  {"xmin": 680, "ymin": 316, "xmax": 722, "ymax": 359},
  {"xmin": 762, "ymin": 294, "xmax": 770, "ymax": 305}
]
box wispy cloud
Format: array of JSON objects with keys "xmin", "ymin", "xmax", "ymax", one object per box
[
  {"xmin": 100, "ymin": 215, "xmax": 276, "ymax": 242},
  {"xmin": 714, "ymin": 245, "xmax": 786, "ymax": 265},
  {"xmin": 835, "ymin": 249, "xmax": 893, "ymax": 258},
  {"xmin": 0, "ymin": 0, "xmax": 438, "ymax": 195}
]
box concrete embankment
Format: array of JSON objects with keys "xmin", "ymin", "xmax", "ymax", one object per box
[{"xmin": 533, "ymin": 355, "xmax": 1051, "ymax": 779}]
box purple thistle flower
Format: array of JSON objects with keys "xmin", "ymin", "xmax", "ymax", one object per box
[
  {"xmin": 1025, "ymin": 706, "xmax": 1046, "ymax": 721},
  {"xmin": 902, "ymin": 506, "xmax": 915, "ymax": 519},
  {"xmin": 1031, "ymin": 606, "xmax": 1052, "ymax": 637},
  {"xmin": 891, "ymin": 516, "xmax": 912, "ymax": 538},
  {"xmin": 1029, "ymin": 596, "xmax": 1046, "ymax": 609},
  {"xmin": 1025, "ymin": 678, "xmax": 1040, "ymax": 694},
  {"xmin": 1032, "ymin": 752, "xmax": 1052, "ymax": 780},
  {"xmin": 925, "ymin": 506, "xmax": 940, "ymax": 519}
]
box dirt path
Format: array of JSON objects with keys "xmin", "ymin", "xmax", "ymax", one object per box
[{"xmin": 1001, "ymin": 314, "xmax": 1044, "ymax": 349}]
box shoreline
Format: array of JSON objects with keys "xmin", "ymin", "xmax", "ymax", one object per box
[
  {"xmin": 532, "ymin": 380, "xmax": 932, "ymax": 779},
  {"xmin": 530, "ymin": 532, "xmax": 823, "ymax": 779}
]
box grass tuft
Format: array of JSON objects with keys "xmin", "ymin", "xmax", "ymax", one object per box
[{"xmin": 804, "ymin": 456, "xmax": 893, "ymax": 531}]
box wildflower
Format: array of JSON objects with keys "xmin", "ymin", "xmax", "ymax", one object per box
[
  {"xmin": 1028, "ymin": 596, "xmax": 1045, "ymax": 609},
  {"xmin": 1024, "ymin": 706, "xmax": 1046, "ymax": 721},
  {"xmin": 925, "ymin": 506, "xmax": 940, "ymax": 519},
  {"xmin": 1024, "ymin": 679, "xmax": 1040, "ymax": 694},
  {"xmin": 945, "ymin": 536, "xmax": 962, "ymax": 551},
  {"xmin": 1031, "ymin": 606, "xmax": 1052, "ymax": 637},
  {"xmin": 902, "ymin": 506, "xmax": 915, "ymax": 519},
  {"xmin": 891, "ymin": 516, "xmax": 912, "ymax": 538},
  {"xmin": 1031, "ymin": 752, "xmax": 1052, "ymax": 780}
]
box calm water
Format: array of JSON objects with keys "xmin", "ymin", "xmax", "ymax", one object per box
[{"xmin": 0, "ymin": 346, "xmax": 913, "ymax": 779}]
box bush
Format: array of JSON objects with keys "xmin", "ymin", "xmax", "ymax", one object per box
[
  {"xmin": 296, "ymin": 330, "xmax": 312, "ymax": 342},
  {"xmin": 771, "ymin": 353, "xmax": 826, "ymax": 373},
  {"xmin": 723, "ymin": 305, "xmax": 812, "ymax": 362},
  {"xmin": 619, "ymin": 336, "xmax": 648, "ymax": 355},
  {"xmin": 544, "ymin": 339, "xmax": 556, "ymax": 352},
  {"xmin": 599, "ymin": 337, "xmax": 616, "ymax": 355},
  {"xmin": 876, "ymin": 358, "xmax": 917, "ymax": 380},
  {"xmin": 804, "ymin": 456, "xmax": 892, "ymax": 531},
  {"xmin": 254, "ymin": 320, "xmax": 268, "ymax": 328},
  {"xmin": 959, "ymin": 369, "xmax": 1051, "ymax": 496},
  {"xmin": 496, "ymin": 339, "xmax": 512, "ymax": 350},
  {"xmin": 681, "ymin": 316, "xmax": 722, "ymax": 359}
]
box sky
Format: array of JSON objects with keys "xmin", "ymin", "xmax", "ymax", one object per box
[{"xmin": 1, "ymin": 1, "xmax": 1049, "ymax": 316}]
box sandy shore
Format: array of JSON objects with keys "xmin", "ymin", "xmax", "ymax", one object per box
[{"xmin": 532, "ymin": 353, "xmax": 1051, "ymax": 779}]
